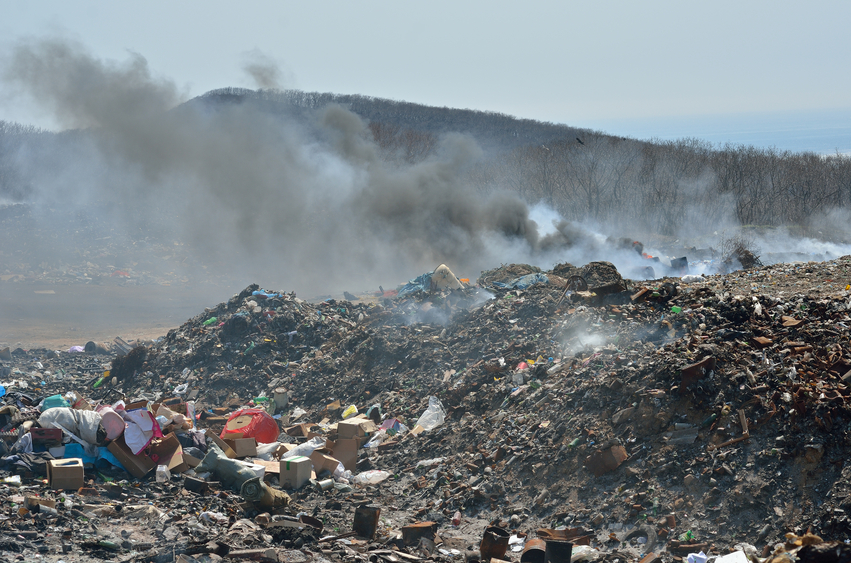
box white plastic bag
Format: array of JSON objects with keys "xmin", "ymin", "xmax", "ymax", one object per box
[
  {"xmin": 255, "ymin": 441, "xmax": 283, "ymax": 460},
  {"xmin": 279, "ymin": 436, "xmax": 325, "ymax": 459},
  {"xmin": 571, "ymin": 545, "xmax": 601, "ymax": 562},
  {"xmin": 364, "ymin": 429, "xmax": 386, "ymax": 448},
  {"xmin": 352, "ymin": 469, "xmax": 390, "ymax": 486},
  {"xmin": 414, "ymin": 396, "xmax": 446, "ymax": 431}
]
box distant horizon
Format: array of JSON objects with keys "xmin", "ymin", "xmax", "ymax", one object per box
[
  {"xmin": 4, "ymin": 85, "xmax": 849, "ymax": 157},
  {"xmin": 572, "ymin": 106, "xmax": 851, "ymax": 156}
]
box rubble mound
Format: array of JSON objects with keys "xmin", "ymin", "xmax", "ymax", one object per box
[
  {"xmin": 5, "ymin": 258, "xmax": 851, "ymax": 561},
  {"xmin": 478, "ymin": 263, "xmax": 541, "ymax": 285}
]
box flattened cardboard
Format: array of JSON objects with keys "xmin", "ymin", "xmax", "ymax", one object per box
[
  {"xmin": 253, "ymin": 459, "xmax": 281, "ymax": 475},
  {"xmin": 25, "ymin": 497, "xmax": 56, "ymax": 510},
  {"xmin": 124, "ymin": 400, "xmax": 149, "ymax": 411},
  {"xmin": 47, "ymin": 458, "xmax": 84, "ymax": 490},
  {"xmin": 224, "ymin": 437, "xmax": 257, "ymax": 458}
]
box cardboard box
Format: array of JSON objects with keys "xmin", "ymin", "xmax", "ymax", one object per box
[
  {"xmin": 108, "ymin": 435, "xmax": 156, "ymax": 478},
  {"xmin": 224, "ymin": 437, "xmax": 257, "ymax": 458},
  {"xmin": 310, "ymin": 450, "xmax": 341, "ymax": 476},
  {"xmin": 279, "ymin": 455, "xmax": 311, "ymax": 489},
  {"xmin": 205, "ymin": 429, "xmax": 237, "ymax": 458},
  {"xmin": 150, "ymin": 434, "xmax": 187, "ymax": 474},
  {"xmin": 327, "ymin": 438, "xmax": 359, "ymax": 472},
  {"xmin": 25, "ymin": 497, "xmax": 56, "ymax": 510},
  {"xmin": 70, "ymin": 393, "xmax": 93, "ymax": 411},
  {"xmin": 152, "ymin": 402, "xmax": 194, "ymax": 430},
  {"xmin": 47, "ymin": 458, "xmax": 84, "ymax": 490},
  {"xmin": 29, "ymin": 428, "xmax": 63, "ymax": 444},
  {"xmin": 337, "ymin": 419, "xmax": 378, "ymax": 444},
  {"xmin": 107, "ymin": 433, "xmax": 186, "ymax": 478}
]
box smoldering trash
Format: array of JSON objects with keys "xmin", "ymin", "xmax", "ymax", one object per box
[{"xmin": 3, "ymin": 256, "xmax": 851, "ymax": 563}]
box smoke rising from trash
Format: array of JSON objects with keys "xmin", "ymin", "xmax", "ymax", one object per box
[
  {"xmin": 4, "ymin": 38, "xmax": 851, "ymax": 302},
  {"xmin": 0, "ymin": 39, "xmax": 654, "ymax": 297}
]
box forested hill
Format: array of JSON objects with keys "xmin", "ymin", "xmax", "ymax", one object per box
[
  {"xmin": 2, "ymin": 88, "xmax": 851, "ymax": 237},
  {"xmin": 187, "ymin": 87, "xmax": 594, "ymax": 153}
]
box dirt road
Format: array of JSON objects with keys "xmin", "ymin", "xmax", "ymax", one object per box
[{"xmin": 0, "ymin": 282, "xmax": 236, "ymax": 350}]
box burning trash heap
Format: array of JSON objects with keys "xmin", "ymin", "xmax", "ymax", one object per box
[{"xmin": 3, "ymin": 258, "xmax": 851, "ymax": 563}]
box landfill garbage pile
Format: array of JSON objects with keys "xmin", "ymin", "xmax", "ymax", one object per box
[{"xmin": 4, "ymin": 258, "xmax": 851, "ymax": 563}]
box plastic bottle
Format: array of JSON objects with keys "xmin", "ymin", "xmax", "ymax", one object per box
[
  {"xmin": 203, "ymin": 317, "xmax": 218, "ymax": 326},
  {"xmin": 156, "ymin": 465, "xmax": 171, "ymax": 483},
  {"xmin": 452, "ymin": 511, "xmax": 461, "ymax": 526},
  {"xmin": 699, "ymin": 413, "xmax": 717, "ymax": 428},
  {"xmin": 93, "ymin": 370, "xmax": 110, "ymax": 389}
]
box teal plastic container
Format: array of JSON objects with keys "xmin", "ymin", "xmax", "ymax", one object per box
[{"xmin": 41, "ymin": 394, "xmax": 70, "ymax": 411}]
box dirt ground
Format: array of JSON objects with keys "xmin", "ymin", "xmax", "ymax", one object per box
[{"xmin": 0, "ymin": 282, "xmax": 237, "ymax": 350}]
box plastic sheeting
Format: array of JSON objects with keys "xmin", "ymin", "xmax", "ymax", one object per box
[
  {"xmin": 397, "ymin": 272, "xmax": 433, "ymax": 298},
  {"xmin": 414, "ymin": 396, "xmax": 446, "ymax": 431},
  {"xmin": 398, "ymin": 265, "xmax": 464, "ymax": 297},
  {"xmin": 492, "ymin": 273, "xmax": 549, "ymax": 290},
  {"xmin": 38, "ymin": 408, "xmax": 103, "ymax": 446}
]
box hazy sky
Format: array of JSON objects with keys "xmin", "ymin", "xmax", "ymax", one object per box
[{"xmin": 2, "ymin": 1, "xmax": 850, "ymax": 133}]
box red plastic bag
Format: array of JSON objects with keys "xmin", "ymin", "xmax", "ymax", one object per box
[{"xmin": 219, "ymin": 408, "xmax": 279, "ymax": 443}]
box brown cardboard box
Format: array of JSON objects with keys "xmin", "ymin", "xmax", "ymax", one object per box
[
  {"xmin": 224, "ymin": 437, "xmax": 257, "ymax": 458},
  {"xmin": 152, "ymin": 402, "xmax": 194, "ymax": 430},
  {"xmin": 337, "ymin": 419, "xmax": 378, "ymax": 444},
  {"xmin": 327, "ymin": 438, "xmax": 359, "ymax": 472},
  {"xmin": 310, "ymin": 450, "xmax": 341, "ymax": 476},
  {"xmin": 150, "ymin": 434, "xmax": 187, "ymax": 473},
  {"xmin": 47, "ymin": 458, "xmax": 84, "ymax": 490},
  {"xmin": 107, "ymin": 433, "xmax": 186, "ymax": 478},
  {"xmin": 70, "ymin": 392, "xmax": 92, "ymax": 411},
  {"xmin": 279, "ymin": 455, "xmax": 311, "ymax": 489},
  {"xmin": 29, "ymin": 428, "xmax": 63, "ymax": 444},
  {"xmin": 205, "ymin": 429, "xmax": 237, "ymax": 458},
  {"xmin": 108, "ymin": 435, "xmax": 156, "ymax": 478},
  {"xmin": 25, "ymin": 497, "xmax": 56, "ymax": 510}
]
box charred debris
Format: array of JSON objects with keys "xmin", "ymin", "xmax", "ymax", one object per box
[{"xmin": 3, "ymin": 255, "xmax": 851, "ymax": 563}]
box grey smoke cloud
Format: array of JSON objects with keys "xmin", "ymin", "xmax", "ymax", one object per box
[
  {"xmin": 8, "ymin": 38, "xmax": 781, "ymax": 301},
  {"xmin": 2, "ymin": 38, "xmax": 182, "ymax": 131},
  {"xmin": 1, "ymin": 38, "xmax": 555, "ymax": 296},
  {"xmin": 242, "ymin": 50, "xmax": 286, "ymax": 90}
]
